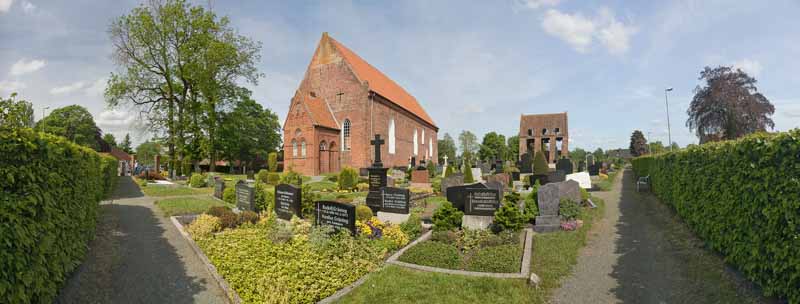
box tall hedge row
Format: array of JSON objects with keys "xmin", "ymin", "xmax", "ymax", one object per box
[
  {"xmin": 632, "ymin": 130, "xmax": 800, "ymax": 302},
  {"xmin": 0, "ymin": 128, "xmax": 118, "ymax": 303}
]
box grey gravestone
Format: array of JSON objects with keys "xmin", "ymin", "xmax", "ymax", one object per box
[
  {"xmin": 441, "ymin": 173, "xmax": 465, "ymax": 197},
  {"xmin": 214, "ymin": 179, "xmax": 225, "ymax": 200},
  {"xmin": 534, "ymin": 182, "xmax": 561, "ymax": 232},
  {"xmin": 586, "ymin": 154, "xmax": 595, "ymax": 166},
  {"xmin": 381, "ymin": 187, "xmax": 410, "ymax": 214},
  {"xmin": 485, "ymin": 181, "xmax": 504, "ymax": 200},
  {"xmin": 480, "ymin": 162, "xmax": 491, "ymax": 175},
  {"xmin": 274, "ymin": 184, "xmax": 302, "ymax": 220},
  {"xmin": 547, "ymin": 170, "xmax": 566, "ymax": 183},
  {"xmin": 558, "ymin": 180, "xmax": 582, "ymax": 203},
  {"xmin": 494, "ymin": 159, "xmax": 504, "ymax": 173},
  {"xmin": 464, "ymin": 188, "xmax": 501, "ymax": 216},
  {"xmin": 486, "ymin": 173, "xmax": 510, "ymax": 189},
  {"xmin": 519, "ymin": 152, "xmax": 533, "ymax": 174},
  {"xmin": 588, "ymin": 164, "xmax": 600, "ymax": 176},
  {"xmin": 314, "ymin": 201, "xmax": 356, "ymax": 235},
  {"xmin": 555, "ymin": 158, "xmax": 574, "ymax": 174},
  {"xmin": 235, "ymin": 180, "xmax": 256, "ymax": 211},
  {"xmin": 207, "ymin": 174, "xmax": 216, "ymax": 187},
  {"xmin": 447, "ymin": 183, "xmax": 488, "ymax": 211}
]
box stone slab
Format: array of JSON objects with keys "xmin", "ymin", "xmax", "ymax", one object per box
[
  {"xmin": 471, "ymin": 168, "xmax": 484, "ymax": 183},
  {"xmin": 377, "ymin": 211, "xmax": 411, "ymax": 225},
  {"xmin": 462, "ymin": 215, "xmax": 494, "ymax": 230},
  {"xmin": 566, "ymin": 172, "xmax": 592, "ymax": 189}
]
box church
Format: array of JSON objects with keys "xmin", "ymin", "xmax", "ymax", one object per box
[{"xmin": 283, "ymin": 33, "xmax": 438, "ymax": 176}]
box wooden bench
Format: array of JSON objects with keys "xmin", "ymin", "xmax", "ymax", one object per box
[{"xmin": 636, "ymin": 176, "xmax": 650, "ymax": 192}]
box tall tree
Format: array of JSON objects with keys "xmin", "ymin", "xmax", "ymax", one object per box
[
  {"xmin": 629, "ymin": 130, "xmax": 647, "ymax": 157},
  {"xmin": 103, "ymin": 133, "xmax": 117, "ymax": 147},
  {"xmin": 478, "ymin": 131, "xmax": 506, "ymax": 161},
  {"xmin": 120, "ymin": 133, "xmax": 133, "ymax": 153},
  {"xmin": 0, "ymin": 93, "xmax": 34, "ymax": 129},
  {"xmin": 687, "ymin": 66, "xmax": 775, "ymax": 143},
  {"xmin": 649, "ymin": 141, "xmax": 666, "ymax": 154},
  {"xmin": 506, "ymin": 135, "xmax": 519, "ymax": 162},
  {"xmin": 592, "ymin": 148, "xmax": 605, "ymax": 162},
  {"xmin": 135, "ymin": 141, "xmax": 162, "ymax": 166},
  {"xmin": 218, "ymin": 97, "xmax": 281, "ymax": 171},
  {"xmin": 36, "ymin": 105, "xmax": 102, "ymax": 150},
  {"xmin": 437, "ymin": 133, "xmax": 457, "ymax": 164},
  {"xmin": 458, "ymin": 130, "xmax": 478, "ymax": 157},
  {"xmin": 106, "ymin": 0, "xmax": 262, "ymax": 177},
  {"xmin": 570, "ymin": 147, "xmax": 587, "ymax": 162}
]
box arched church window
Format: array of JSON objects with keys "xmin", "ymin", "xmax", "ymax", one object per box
[
  {"xmin": 301, "ymin": 140, "xmax": 307, "ymax": 157},
  {"xmin": 388, "ymin": 119, "xmax": 396, "ymax": 154},
  {"xmin": 342, "ymin": 119, "xmax": 351, "ymax": 151},
  {"xmin": 429, "ymin": 137, "xmax": 433, "ymax": 157},
  {"xmin": 413, "ymin": 129, "xmax": 418, "ymax": 155},
  {"xmin": 292, "ymin": 139, "xmax": 298, "ymax": 157},
  {"xmin": 320, "ymin": 141, "xmax": 328, "ymax": 151}
]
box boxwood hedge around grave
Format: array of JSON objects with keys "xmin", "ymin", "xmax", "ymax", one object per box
[
  {"xmin": 632, "ymin": 129, "xmax": 800, "ymax": 302},
  {"xmin": 0, "ymin": 128, "xmax": 117, "ymax": 303}
]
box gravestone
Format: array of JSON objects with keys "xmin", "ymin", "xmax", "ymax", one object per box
[
  {"xmin": 547, "ymin": 170, "xmax": 566, "ymax": 183},
  {"xmin": 555, "ymin": 158, "xmax": 574, "ymax": 174},
  {"xmin": 411, "ymin": 170, "xmax": 429, "ymax": 184},
  {"xmin": 366, "ymin": 134, "xmax": 389, "ymax": 213},
  {"xmin": 533, "ymin": 182, "xmax": 561, "ymax": 232},
  {"xmin": 274, "ymin": 184, "xmax": 302, "ymax": 220},
  {"xmin": 485, "ymin": 180, "xmax": 504, "ymax": 200},
  {"xmin": 558, "ymin": 180, "xmax": 582, "ymax": 203},
  {"xmin": 314, "ymin": 201, "xmax": 356, "ymax": 235},
  {"xmin": 214, "ymin": 178, "xmax": 225, "ymax": 200},
  {"xmin": 577, "ymin": 161, "xmax": 586, "ymax": 172},
  {"xmin": 462, "ymin": 188, "xmax": 501, "ymax": 230},
  {"xmin": 588, "ymin": 164, "xmax": 600, "ymax": 176},
  {"xmin": 519, "ymin": 152, "xmax": 533, "ymax": 174},
  {"xmin": 494, "ymin": 159, "xmax": 504, "ymax": 173},
  {"xmin": 586, "ymin": 154, "xmax": 595, "ymax": 166},
  {"xmin": 235, "ymin": 180, "xmax": 256, "ymax": 212},
  {"xmin": 377, "ymin": 187, "xmax": 411, "ymax": 224},
  {"xmin": 447, "ymin": 183, "xmax": 488, "ymax": 211},
  {"xmin": 511, "ymin": 171, "xmax": 521, "ymax": 181},
  {"xmin": 441, "ymin": 173, "xmax": 465, "ymax": 197},
  {"xmin": 566, "ymin": 172, "xmax": 592, "ymax": 189},
  {"xmin": 480, "ymin": 162, "xmax": 491, "ymax": 175},
  {"xmin": 471, "ymin": 168, "xmax": 484, "ymax": 183},
  {"xmin": 486, "ymin": 173, "xmax": 510, "ymax": 190}
]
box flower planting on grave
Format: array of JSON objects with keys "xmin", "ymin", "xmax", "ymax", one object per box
[
  {"xmin": 398, "ymin": 229, "xmax": 523, "ymax": 273},
  {"xmin": 632, "ymin": 130, "xmax": 800, "ymax": 302},
  {"xmin": 0, "ymin": 128, "xmax": 117, "ymax": 303}
]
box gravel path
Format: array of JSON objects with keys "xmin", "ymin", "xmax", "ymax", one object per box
[
  {"xmin": 57, "ymin": 177, "xmax": 227, "ymax": 304},
  {"xmin": 551, "ymin": 169, "xmax": 773, "ymax": 304}
]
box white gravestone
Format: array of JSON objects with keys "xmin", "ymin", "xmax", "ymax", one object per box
[{"xmin": 566, "ymin": 172, "xmax": 592, "ymax": 189}]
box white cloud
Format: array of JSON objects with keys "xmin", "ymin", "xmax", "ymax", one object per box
[
  {"xmin": 0, "ymin": 0, "xmax": 12, "ymax": 13},
  {"xmin": 85, "ymin": 78, "xmax": 107, "ymax": 97},
  {"xmin": 540, "ymin": 7, "xmax": 637, "ymax": 55},
  {"xmin": 95, "ymin": 109, "xmax": 136, "ymax": 133},
  {"xmin": 520, "ymin": 0, "xmax": 562, "ymax": 10},
  {"xmin": 542, "ymin": 9, "xmax": 595, "ymax": 52},
  {"xmin": 732, "ymin": 58, "xmax": 763, "ymax": 77},
  {"xmin": 9, "ymin": 58, "xmax": 46, "ymax": 76},
  {"xmin": 0, "ymin": 80, "xmax": 26, "ymax": 94},
  {"xmin": 50, "ymin": 81, "xmax": 87, "ymax": 95},
  {"xmin": 21, "ymin": 0, "xmax": 34, "ymax": 13}
]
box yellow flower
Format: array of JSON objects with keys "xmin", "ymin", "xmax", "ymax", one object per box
[{"xmin": 356, "ymin": 220, "xmax": 372, "ymax": 237}]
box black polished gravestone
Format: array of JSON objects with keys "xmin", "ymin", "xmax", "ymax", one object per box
[
  {"xmin": 519, "ymin": 152, "xmax": 533, "ymax": 174},
  {"xmin": 235, "ymin": 180, "xmax": 256, "ymax": 211},
  {"xmin": 214, "ymin": 178, "xmax": 225, "ymax": 200},
  {"xmin": 588, "ymin": 164, "xmax": 600, "ymax": 176},
  {"xmin": 274, "ymin": 184, "xmax": 302, "ymax": 220},
  {"xmin": 381, "ymin": 187, "xmax": 410, "ymax": 214},
  {"xmin": 464, "ymin": 188, "xmax": 501, "ymax": 216},
  {"xmin": 447, "ymin": 183, "xmax": 488, "ymax": 211},
  {"xmin": 547, "ymin": 170, "xmax": 566, "ymax": 183},
  {"xmin": 556, "ymin": 158, "xmax": 574, "ymax": 174},
  {"xmin": 314, "ymin": 201, "xmax": 356, "ymax": 235},
  {"xmin": 366, "ymin": 134, "xmax": 389, "ymax": 214}
]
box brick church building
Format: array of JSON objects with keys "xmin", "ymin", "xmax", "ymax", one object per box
[{"xmin": 283, "ymin": 33, "xmax": 438, "ymax": 176}]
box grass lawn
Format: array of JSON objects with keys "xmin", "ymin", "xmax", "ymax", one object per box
[
  {"xmin": 155, "ymin": 196, "xmax": 232, "ymax": 216},
  {"xmin": 306, "ymin": 180, "xmax": 338, "ymax": 192},
  {"xmin": 318, "ymin": 191, "xmax": 368, "ymax": 202},
  {"xmin": 595, "ymin": 171, "xmax": 619, "ymax": 191},
  {"xmin": 139, "ymin": 184, "xmax": 213, "ymax": 197},
  {"xmin": 338, "ymin": 197, "xmax": 606, "ymax": 303}
]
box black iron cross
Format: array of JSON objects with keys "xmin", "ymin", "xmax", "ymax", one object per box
[{"xmin": 370, "ymin": 134, "xmax": 385, "ymax": 167}]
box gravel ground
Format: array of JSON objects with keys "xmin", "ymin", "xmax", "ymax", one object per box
[
  {"xmin": 551, "ymin": 169, "xmax": 776, "ymax": 304},
  {"xmin": 56, "ymin": 177, "xmax": 227, "ymax": 304}
]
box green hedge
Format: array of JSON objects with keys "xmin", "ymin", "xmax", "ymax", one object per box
[
  {"xmin": 631, "ymin": 130, "xmax": 800, "ymax": 302},
  {"xmin": 0, "ymin": 128, "xmax": 117, "ymax": 303}
]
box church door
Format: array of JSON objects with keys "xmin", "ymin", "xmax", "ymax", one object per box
[{"xmin": 319, "ymin": 141, "xmax": 341, "ymax": 174}]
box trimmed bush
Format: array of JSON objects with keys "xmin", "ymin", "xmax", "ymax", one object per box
[
  {"xmin": 223, "ymin": 187, "xmax": 236, "ymax": 205},
  {"xmin": 253, "ymin": 182, "xmax": 274, "ymax": 213},
  {"xmin": 432, "ymin": 202, "xmax": 463, "ymax": 231},
  {"xmin": 266, "ymin": 172, "xmax": 280, "ymax": 185},
  {"xmin": 493, "ymin": 202, "xmax": 526, "ymax": 232},
  {"xmin": 239, "ymin": 211, "xmax": 259, "ymax": 225},
  {"xmin": 338, "ymin": 167, "xmax": 359, "ymax": 191},
  {"xmin": 427, "ymin": 161, "xmax": 436, "ymax": 178},
  {"xmin": 257, "ymin": 169, "xmax": 270, "ymax": 184},
  {"xmin": 280, "ymin": 169, "xmax": 303, "ymax": 186},
  {"xmin": 187, "ymin": 214, "xmax": 221, "ymax": 238},
  {"xmin": 631, "ymin": 130, "xmax": 800, "ymax": 302},
  {"xmin": 398, "ymin": 241, "xmax": 461, "ymax": 269},
  {"xmin": 399, "ymin": 214, "xmax": 422, "ymax": 240},
  {"xmin": 0, "ymin": 127, "xmax": 117, "ymax": 303},
  {"xmin": 444, "ymin": 164, "xmax": 455, "ymax": 177},
  {"xmin": 267, "ymin": 152, "xmax": 278, "ymax": 172},
  {"xmin": 533, "ymin": 150, "xmax": 549, "ymax": 175},
  {"xmin": 355, "ymin": 205, "xmax": 373, "ymax": 222},
  {"xmin": 463, "ymin": 163, "xmax": 475, "ymax": 183},
  {"xmin": 190, "ymin": 173, "xmax": 206, "ymax": 188}
]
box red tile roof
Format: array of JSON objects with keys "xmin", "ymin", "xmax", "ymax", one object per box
[
  {"xmin": 304, "ymin": 96, "xmax": 339, "ymax": 130},
  {"xmin": 328, "ymin": 35, "xmax": 437, "ymax": 128}
]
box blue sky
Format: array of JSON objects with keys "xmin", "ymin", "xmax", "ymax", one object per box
[{"xmin": 1, "ymin": 0, "xmax": 799, "ymax": 150}]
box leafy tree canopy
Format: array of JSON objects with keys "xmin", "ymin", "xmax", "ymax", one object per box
[
  {"xmin": 120, "ymin": 133, "xmax": 133, "ymax": 153},
  {"xmin": 0, "ymin": 93, "xmax": 34, "ymax": 129},
  {"xmin": 218, "ymin": 97, "xmax": 281, "ymax": 169},
  {"xmin": 506, "ymin": 135, "xmax": 519, "ymax": 162},
  {"xmin": 437, "ymin": 133, "xmax": 457, "ymax": 164},
  {"xmin": 478, "ymin": 131, "xmax": 506, "ymax": 161},
  {"xmin": 458, "ymin": 130, "xmax": 478, "ymax": 158},
  {"xmin": 103, "ymin": 133, "xmax": 117, "ymax": 147},
  {"xmin": 629, "ymin": 130, "xmax": 647, "ymax": 157},
  {"xmin": 37, "ymin": 105, "xmax": 103, "ymax": 151}
]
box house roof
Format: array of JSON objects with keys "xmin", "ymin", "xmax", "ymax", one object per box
[
  {"xmin": 108, "ymin": 147, "xmax": 131, "ymax": 161},
  {"xmin": 327, "ymin": 34, "xmax": 437, "ymax": 128},
  {"xmin": 304, "ymin": 96, "xmax": 339, "ymax": 130}
]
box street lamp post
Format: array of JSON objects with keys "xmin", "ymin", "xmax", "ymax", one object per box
[
  {"xmin": 664, "ymin": 88, "xmax": 673, "ymax": 152},
  {"xmin": 41, "ymin": 106, "xmax": 50, "ymax": 131}
]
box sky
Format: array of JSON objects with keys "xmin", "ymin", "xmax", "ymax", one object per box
[{"xmin": 1, "ymin": 0, "xmax": 800, "ymax": 150}]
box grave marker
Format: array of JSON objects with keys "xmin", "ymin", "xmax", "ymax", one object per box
[
  {"xmin": 447, "ymin": 183, "xmax": 488, "ymax": 211},
  {"xmin": 274, "ymin": 184, "xmax": 302, "ymax": 220},
  {"xmin": 381, "ymin": 187, "xmax": 410, "ymax": 214},
  {"xmin": 366, "ymin": 134, "xmax": 389, "ymax": 213},
  {"xmin": 235, "ymin": 180, "xmax": 255, "ymax": 212},
  {"xmin": 214, "ymin": 178, "xmax": 225, "ymax": 200},
  {"xmin": 314, "ymin": 201, "xmax": 356, "ymax": 235},
  {"xmin": 464, "ymin": 188, "xmax": 501, "ymax": 216}
]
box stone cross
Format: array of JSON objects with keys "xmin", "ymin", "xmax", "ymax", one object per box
[
  {"xmin": 370, "ymin": 134, "xmax": 385, "ymax": 167},
  {"xmin": 443, "ymin": 155, "xmax": 448, "ymax": 166}
]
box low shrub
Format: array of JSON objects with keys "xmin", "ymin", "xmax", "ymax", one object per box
[
  {"xmin": 355, "ymin": 205, "xmax": 374, "ymax": 222},
  {"xmin": 559, "ymin": 198, "xmax": 581, "ymax": 221},
  {"xmin": 257, "ymin": 169, "xmax": 270, "ymax": 184},
  {"xmin": 479, "ymin": 230, "xmax": 519, "ymax": 248},
  {"xmin": 399, "ymin": 214, "xmax": 422, "ymax": 240},
  {"xmin": 253, "ymin": 182, "xmax": 274, "ymax": 213},
  {"xmin": 430, "ymin": 229, "xmax": 460, "ymax": 245},
  {"xmin": 580, "ymin": 187, "xmax": 589, "ymax": 201},
  {"xmin": 338, "ymin": 167, "xmax": 359, "ymax": 191},
  {"xmin": 300, "ymin": 185, "xmax": 319, "ymax": 218},
  {"xmin": 222, "ymin": 187, "xmax": 236, "ymax": 205},
  {"xmin": 267, "ymin": 218, "xmax": 294, "ymax": 243},
  {"xmin": 207, "ymin": 206, "xmax": 229, "ymax": 218},
  {"xmin": 464, "ymin": 244, "xmax": 522, "ymax": 273},
  {"xmin": 280, "ymin": 169, "xmax": 303, "ymax": 186},
  {"xmin": 239, "ymin": 211, "xmax": 259, "ymax": 225},
  {"xmin": 427, "ymin": 161, "xmax": 436, "ymax": 178},
  {"xmin": 398, "ymin": 241, "xmax": 461, "ymax": 269},
  {"xmin": 432, "ymin": 202, "xmax": 463, "ymax": 231},
  {"xmin": 431, "ymin": 177, "xmax": 442, "ymax": 194},
  {"xmin": 190, "ymin": 173, "xmax": 206, "ymax": 188},
  {"xmin": 356, "ymin": 182, "xmax": 369, "ymax": 192},
  {"xmin": 492, "ymin": 202, "xmax": 526, "ymax": 232},
  {"xmin": 267, "ymin": 172, "xmax": 280, "ymax": 185},
  {"xmin": 267, "ymin": 152, "xmax": 278, "ymax": 172},
  {"xmin": 187, "ymin": 214, "xmax": 221, "ymax": 238},
  {"xmin": 381, "ymin": 225, "xmax": 410, "ymax": 250}
]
